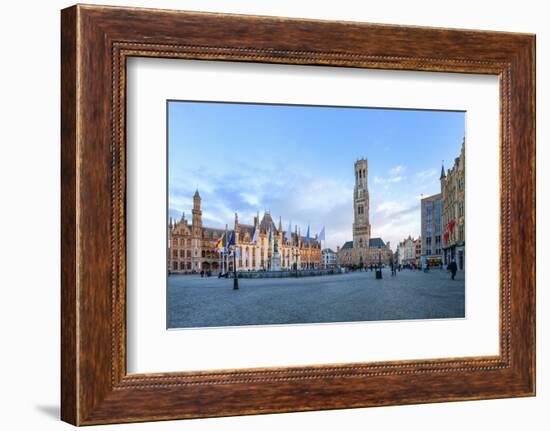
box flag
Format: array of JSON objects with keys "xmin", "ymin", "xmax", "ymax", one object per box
[
  {"xmin": 305, "ymin": 224, "xmax": 310, "ymax": 246},
  {"xmin": 227, "ymin": 230, "xmax": 235, "ymax": 247},
  {"xmin": 448, "ymin": 219, "xmax": 456, "ymax": 236},
  {"xmin": 215, "ymin": 233, "xmax": 225, "ymax": 253},
  {"xmin": 318, "ymin": 226, "xmax": 325, "ymax": 241},
  {"xmin": 251, "ymin": 227, "xmax": 258, "ymax": 244},
  {"xmin": 286, "ymin": 221, "xmax": 292, "ymax": 244}
]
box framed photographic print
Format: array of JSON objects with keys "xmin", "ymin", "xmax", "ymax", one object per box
[{"xmin": 61, "ymin": 4, "xmax": 535, "ymax": 425}]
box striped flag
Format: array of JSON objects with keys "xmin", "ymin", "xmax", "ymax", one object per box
[{"xmin": 215, "ymin": 233, "xmax": 225, "ymax": 253}]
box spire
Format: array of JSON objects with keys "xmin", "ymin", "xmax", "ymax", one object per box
[
  {"xmin": 440, "ymin": 162, "xmax": 446, "ymax": 180},
  {"xmin": 278, "ymin": 216, "xmax": 282, "ymax": 231},
  {"xmin": 193, "ymin": 188, "xmax": 200, "ymax": 199}
]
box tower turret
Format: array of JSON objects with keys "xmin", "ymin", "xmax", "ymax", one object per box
[{"xmin": 234, "ymin": 212, "xmax": 239, "ymax": 244}]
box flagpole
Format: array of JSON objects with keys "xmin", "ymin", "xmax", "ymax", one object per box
[
  {"xmin": 233, "ymin": 245, "xmax": 239, "ymax": 290},
  {"xmin": 224, "ymin": 224, "xmax": 228, "ymax": 276}
]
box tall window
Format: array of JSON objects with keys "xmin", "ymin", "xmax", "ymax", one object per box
[
  {"xmin": 426, "ymin": 204, "xmax": 432, "ymax": 237},
  {"xmin": 434, "ymin": 200, "xmax": 441, "ymax": 235}
]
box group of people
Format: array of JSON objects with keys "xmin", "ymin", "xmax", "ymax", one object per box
[
  {"xmin": 387, "ymin": 260, "xmax": 459, "ymax": 280},
  {"xmin": 422, "ymin": 260, "xmax": 459, "ymax": 280}
]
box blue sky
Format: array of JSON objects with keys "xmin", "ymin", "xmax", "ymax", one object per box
[{"xmin": 168, "ymin": 101, "xmax": 464, "ymax": 251}]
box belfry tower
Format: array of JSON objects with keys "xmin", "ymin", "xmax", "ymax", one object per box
[
  {"xmin": 191, "ymin": 189, "xmax": 202, "ymax": 237},
  {"xmin": 352, "ymin": 159, "xmax": 371, "ymax": 250}
]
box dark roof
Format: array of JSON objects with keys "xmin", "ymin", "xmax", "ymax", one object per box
[
  {"xmin": 238, "ymin": 224, "xmax": 255, "ymax": 239},
  {"xmin": 259, "ymin": 212, "xmax": 277, "ymax": 233},
  {"xmin": 369, "ymin": 238, "xmax": 386, "ymax": 248},
  {"xmin": 440, "ymin": 164, "xmax": 446, "ymax": 179},
  {"xmin": 342, "ymin": 241, "xmax": 354, "ymax": 249},
  {"xmin": 202, "ymin": 227, "xmax": 225, "ymax": 238}
]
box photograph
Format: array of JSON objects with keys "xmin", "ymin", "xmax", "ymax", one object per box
[{"xmin": 167, "ymin": 101, "xmax": 466, "ymax": 329}]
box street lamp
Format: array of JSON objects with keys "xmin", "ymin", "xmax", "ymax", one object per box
[
  {"xmin": 232, "ymin": 246, "xmax": 239, "ymax": 290},
  {"xmin": 294, "ymin": 247, "xmax": 299, "ymax": 278},
  {"xmin": 376, "ymin": 250, "xmax": 383, "ymax": 279}
]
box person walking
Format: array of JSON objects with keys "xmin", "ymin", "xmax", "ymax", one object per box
[{"xmin": 447, "ymin": 259, "xmax": 458, "ymax": 280}]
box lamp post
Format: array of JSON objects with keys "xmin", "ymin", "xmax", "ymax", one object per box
[
  {"xmin": 292, "ymin": 246, "xmax": 300, "ymax": 277},
  {"xmin": 376, "ymin": 250, "xmax": 383, "ymax": 279},
  {"xmin": 232, "ymin": 246, "xmax": 239, "ymax": 290}
]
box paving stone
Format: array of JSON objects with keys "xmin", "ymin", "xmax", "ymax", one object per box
[{"xmin": 167, "ymin": 268, "xmax": 465, "ymax": 328}]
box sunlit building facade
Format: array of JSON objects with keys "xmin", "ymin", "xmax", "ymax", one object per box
[{"xmin": 168, "ymin": 191, "xmax": 321, "ymax": 273}]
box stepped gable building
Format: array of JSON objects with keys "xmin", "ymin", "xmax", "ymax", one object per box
[
  {"xmin": 168, "ymin": 190, "xmax": 321, "ymax": 273},
  {"xmin": 321, "ymin": 248, "xmax": 338, "ymax": 269},
  {"xmin": 336, "ymin": 159, "xmax": 393, "ymax": 268},
  {"xmin": 397, "ymin": 236, "xmax": 421, "ymax": 267}
]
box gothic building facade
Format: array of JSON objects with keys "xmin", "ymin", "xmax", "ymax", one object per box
[
  {"xmin": 441, "ymin": 139, "xmax": 466, "ymax": 269},
  {"xmin": 168, "ymin": 190, "xmax": 321, "ymax": 273}
]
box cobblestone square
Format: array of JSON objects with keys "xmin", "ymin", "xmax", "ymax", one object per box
[{"xmin": 167, "ymin": 268, "xmax": 465, "ymax": 329}]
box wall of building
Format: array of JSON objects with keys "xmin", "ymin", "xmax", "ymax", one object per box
[
  {"xmin": 441, "ymin": 140, "xmax": 466, "ymax": 269},
  {"xmin": 421, "ymin": 193, "xmax": 443, "ymax": 265}
]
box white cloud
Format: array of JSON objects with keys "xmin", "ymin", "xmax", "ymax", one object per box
[
  {"xmin": 169, "ymin": 161, "xmax": 429, "ymax": 252},
  {"xmin": 371, "ymin": 197, "xmax": 421, "ymax": 250},
  {"xmin": 416, "ymin": 168, "xmax": 438, "ymax": 180},
  {"xmin": 373, "ymin": 165, "xmax": 407, "ymax": 186},
  {"xmin": 389, "ymin": 165, "xmax": 406, "ymax": 176}
]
